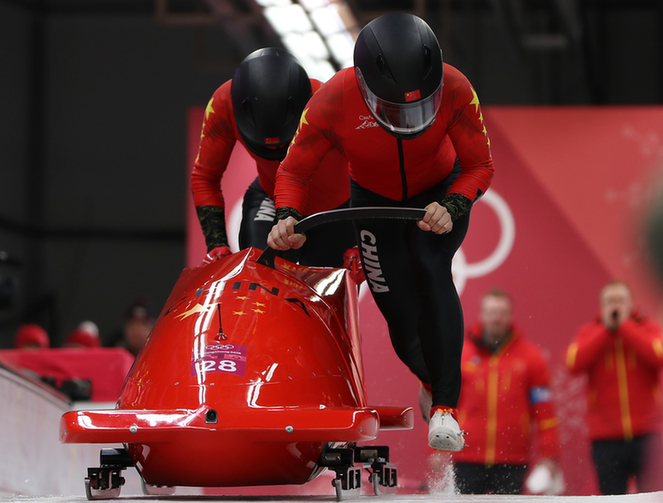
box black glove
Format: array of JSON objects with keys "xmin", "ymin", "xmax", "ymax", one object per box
[
  {"xmin": 275, "ymin": 206, "xmax": 302, "ymax": 221},
  {"xmin": 196, "ymin": 206, "xmax": 229, "ymax": 252},
  {"xmin": 440, "ymin": 193, "xmax": 473, "ymax": 222}
]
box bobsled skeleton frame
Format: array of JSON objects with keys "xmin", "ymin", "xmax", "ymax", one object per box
[{"xmin": 60, "ymin": 207, "xmax": 426, "ymax": 500}]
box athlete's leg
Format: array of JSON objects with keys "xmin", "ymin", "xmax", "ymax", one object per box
[
  {"xmin": 350, "ymin": 182, "xmax": 431, "ymax": 382},
  {"xmin": 410, "ymin": 211, "xmax": 470, "ymax": 408},
  {"xmin": 239, "ymin": 177, "xmax": 277, "ymax": 250},
  {"xmin": 354, "ymin": 216, "xmax": 430, "ymax": 382},
  {"xmin": 350, "ymin": 177, "xmax": 469, "ymax": 408}
]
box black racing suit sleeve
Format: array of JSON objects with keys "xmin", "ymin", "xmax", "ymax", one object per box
[{"xmin": 195, "ymin": 205, "xmax": 229, "ymax": 251}]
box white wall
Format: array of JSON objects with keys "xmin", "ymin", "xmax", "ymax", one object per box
[{"xmin": 0, "ymin": 364, "xmax": 142, "ymax": 496}]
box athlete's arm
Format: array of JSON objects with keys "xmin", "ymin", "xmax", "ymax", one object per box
[
  {"xmin": 417, "ymin": 69, "xmax": 492, "ymax": 234},
  {"xmin": 191, "ymin": 83, "xmax": 237, "ymax": 251},
  {"xmin": 565, "ymin": 323, "xmax": 613, "ymax": 373},
  {"xmin": 274, "ymin": 72, "xmax": 345, "ymax": 214},
  {"xmin": 443, "ymin": 68, "xmax": 494, "ymax": 204},
  {"xmin": 619, "ymin": 317, "xmax": 663, "ymax": 370},
  {"xmin": 270, "ymin": 73, "xmax": 345, "ymax": 249}
]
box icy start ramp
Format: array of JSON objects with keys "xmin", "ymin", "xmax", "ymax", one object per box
[{"xmin": 1, "ymin": 492, "xmax": 663, "ymax": 503}]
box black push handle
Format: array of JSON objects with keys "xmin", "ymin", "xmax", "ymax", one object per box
[{"xmin": 256, "ymin": 206, "xmax": 427, "ymax": 268}]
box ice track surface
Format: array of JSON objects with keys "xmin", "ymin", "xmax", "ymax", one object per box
[{"xmin": 1, "ymin": 493, "xmax": 663, "ymax": 503}]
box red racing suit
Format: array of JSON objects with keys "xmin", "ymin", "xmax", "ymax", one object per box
[
  {"xmin": 453, "ymin": 324, "xmax": 560, "ymax": 466},
  {"xmin": 274, "ymin": 64, "xmax": 493, "ymax": 211},
  {"xmin": 566, "ymin": 310, "xmax": 663, "ymax": 441},
  {"xmin": 273, "ymin": 64, "xmax": 493, "ymax": 410},
  {"xmin": 191, "ymin": 79, "xmax": 349, "ymax": 216}
]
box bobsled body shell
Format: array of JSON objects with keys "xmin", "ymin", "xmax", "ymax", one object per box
[
  {"xmin": 62, "ymin": 248, "xmax": 384, "ymax": 487},
  {"xmin": 121, "ymin": 248, "xmax": 366, "ymax": 410}
]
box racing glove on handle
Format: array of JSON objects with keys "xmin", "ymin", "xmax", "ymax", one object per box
[
  {"xmin": 196, "ymin": 205, "xmax": 229, "ymax": 251},
  {"xmin": 439, "ymin": 193, "xmax": 473, "ymax": 222},
  {"xmin": 202, "ymin": 246, "xmax": 232, "ymax": 265}
]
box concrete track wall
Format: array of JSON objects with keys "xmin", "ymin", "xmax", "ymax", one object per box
[{"xmin": 0, "ymin": 362, "xmax": 141, "ymax": 496}]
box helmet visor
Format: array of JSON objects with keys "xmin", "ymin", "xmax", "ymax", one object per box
[{"xmin": 356, "ymin": 67, "xmax": 442, "ymax": 137}]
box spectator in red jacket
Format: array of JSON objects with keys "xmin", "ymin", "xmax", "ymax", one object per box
[
  {"xmin": 191, "ymin": 47, "xmax": 354, "ymax": 267},
  {"xmin": 448, "ymin": 289, "xmax": 562, "ymax": 494},
  {"xmin": 63, "ymin": 321, "xmax": 101, "ymax": 348},
  {"xmin": 566, "ymin": 280, "xmax": 663, "ymax": 495},
  {"xmin": 14, "ymin": 323, "xmax": 50, "ymax": 349}
]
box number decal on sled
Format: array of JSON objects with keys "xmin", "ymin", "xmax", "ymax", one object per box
[{"xmin": 191, "ymin": 344, "xmax": 247, "ymax": 377}]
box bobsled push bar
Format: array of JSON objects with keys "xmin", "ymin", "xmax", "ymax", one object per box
[{"xmin": 258, "ymin": 206, "xmax": 427, "ymax": 267}]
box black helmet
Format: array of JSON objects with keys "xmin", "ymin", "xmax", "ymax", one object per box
[
  {"xmin": 354, "ymin": 13, "xmax": 443, "ymax": 139},
  {"xmin": 231, "ymin": 48, "xmax": 312, "ymax": 161}
]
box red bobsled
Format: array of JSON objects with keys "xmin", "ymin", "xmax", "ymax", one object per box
[{"xmin": 60, "ymin": 208, "xmax": 424, "ymax": 500}]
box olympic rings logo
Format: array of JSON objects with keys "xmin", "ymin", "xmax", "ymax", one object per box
[
  {"xmin": 210, "ymin": 344, "xmax": 236, "ymax": 351},
  {"xmin": 453, "ymin": 189, "xmax": 515, "ymax": 294}
]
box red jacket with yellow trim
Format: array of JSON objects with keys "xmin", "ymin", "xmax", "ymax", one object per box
[
  {"xmin": 191, "ymin": 79, "xmax": 350, "ymax": 216},
  {"xmin": 566, "ymin": 310, "xmax": 663, "ymax": 441},
  {"xmin": 274, "ymin": 64, "xmax": 493, "ymax": 212},
  {"xmin": 453, "ymin": 324, "xmax": 560, "ymax": 466}
]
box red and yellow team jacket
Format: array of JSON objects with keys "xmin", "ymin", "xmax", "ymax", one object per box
[
  {"xmin": 191, "ymin": 79, "xmax": 350, "ymax": 215},
  {"xmin": 274, "ymin": 65, "xmax": 494, "ymax": 213},
  {"xmin": 566, "ymin": 311, "xmax": 663, "ymax": 441},
  {"xmin": 453, "ymin": 324, "xmax": 560, "ymax": 466}
]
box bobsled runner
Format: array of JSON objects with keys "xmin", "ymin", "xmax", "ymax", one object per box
[{"xmin": 60, "ymin": 207, "xmax": 425, "ymax": 500}]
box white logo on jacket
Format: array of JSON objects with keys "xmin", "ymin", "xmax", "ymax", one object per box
[{"xmin": 356, "ymin": 115, "xmax": 379, "ymax": 130}]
